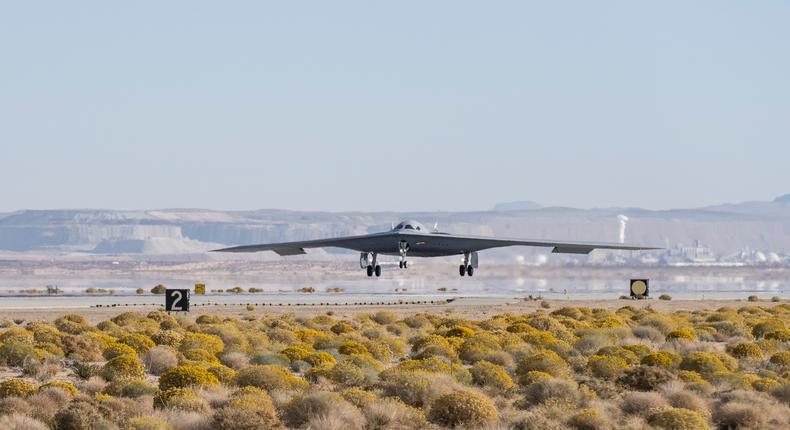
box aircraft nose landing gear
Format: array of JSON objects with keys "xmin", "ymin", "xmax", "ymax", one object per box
[{"xmin": 398, "ymin": 240, "xmax": 409, "ymax": 269}]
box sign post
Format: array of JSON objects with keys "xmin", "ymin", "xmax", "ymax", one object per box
[
  {"xmin": 165, "ymin": 289, "xmax": 190, "ymax": 312},
  {"xmin": 195, "ymin": 283, "xmax": 205, "ymax": 295}
]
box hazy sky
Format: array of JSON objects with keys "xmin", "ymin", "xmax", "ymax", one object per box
[{"xmin": 1, "ymin": 1, "xmax": 788, "ymax": 212}]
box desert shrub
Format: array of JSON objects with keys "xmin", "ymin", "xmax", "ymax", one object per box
[
  {"xmin": 714, "ymin": 402, "xmax": 764, "ymax": 430},
  {"xmin": 102, "ymin": 353, "xmax": 145, "ymax": 381},
  {"xmin": 181, "ymin": 348, "xmax": 220, "ymax": 365},
  {"xmin": 304, "ymin": 351, "xmax": 336, "ymax": 367},
  {"xmin": 0, "ymin": 343, "xmax": 43, "ymax": 367},
  {"xmin": 53, "ymin": 400, "xmax": 106, "ymax": 430},
  {"xmin": 234, "ymin": 364, "xmax": 308, "ymax": 391},
  {"xmin": 765, "ymin": 328, "xmax": 790, "ymax": 341},
  {"xmin": 282, "ymin": 391, "xmax": 363, "ymax": 429},
  {"xmin": 154, "ymin": 387, "xmax": 206, "ymax": 412},
  {"xmin": 680, "ymin": 352, "xmax": 729, "ymax": 377},
  {"xmin": 39, "ymin": 380, "xmax": 77, "ymax": 396},
  {"xmin": 211, "ymin": 387, "xmax": 279, "ymax": 429},
  {"xmin": 220, "ymin": 351, "xmax": 250, "ymax": 370},
  {"xmin": 0, "ymin": 414, "xmax": 50, "ymax": 430},
  {"xmin": 104, "ymin": 378, "xmax": 157, "ymax": 397},
  {"xmin": 379, "ymin": 371, "xmax": 457, "ymax": 408},
  {"xmin": 727, "ymin": 342, "xmax": 763, "ymax": 359},
  {"xmin": 151, "ymin": 330, "xmax": 184, "ymax": 347},
  {"xmin": 752, "ymin": 319, "xmax": 785, "ymax": 338},
  {"xmin": 569, "ymin": 408, "xmax": 610, "ymax": 430},
  {"xmin": 666, "ymin": 391, "xmax": 710, "ymax": 417},
  {"xmin": 372, "ymin": 311, "xmax": 399, "ymax": 325},
  {"xmin": 126, "ymin": 416, "xmax": 175, "ymax": 430},
  {"xmin": 587, "ymin": 355, "xmax": 629, "ymax": 380},
  {"xmin": 339, "ymin": 341, "xmax": 369, "ymax": 356},
  {"xmin": 620, "ymin": 391, "xmax": 668, "ymax": 416},
  {"xmin": 159, "ymin": 365, "xmax": 220, "ymax": 391},
  {"xmin": 208, "ymin": 365, "xmax": 237, "ymax": 384},
  {"xmin": 151, "ymin": 285, "xmax": 167, "ymax": 294},
  {"xmin": 471, "ymin": 360, "xmax": 514, "ymax": 391},
  {"xmin": 428, "ymin": 390, "xmax": 497, "ymax": 428},
  {"xmin": 363, "ymin": 397, "xmax": 426, "ymax": 429},
  {"xmin": 523, "ymin": 378, "xmax": 581, "ymax": 405},
  {"xmin": 330, "ymin": 321, "xmax": 355, "ymax": 334},
  {"xmin": 280, "ymin": 344, "xmax": 310, "ymax": 360},
  {"xmin": 648, "ymin": 407, "xmax": 710, "ymax": 430},
  {"xmin": 103, "ymin": 342, "xmax": 137, "ymax": 360},
  {"xmin": 362, "ymin": 340, "xmax": 394, "ymax": 362},
  {"xmin": 0, "ymin": 397, "xmax": 32, "ymax": 418},
  {"xmin": 445, "ymin": 325, "xmax": 475, "ymax": 338},
  {"xmin": 143, "ymin": 346, "xmax": 179, "ymax": 375},
  {"xmin": 618, "ymin": 366, "xmax": 675, "ymax": 391},
  {"xmin": 659, "ymin": 294, "xmax": 672, "ymax": 300},
  {"xmin": 516, "ymin": 350, "xmax": 570, "ymax": 378},
  {"xmin": 632, "ymin": 326, "xmax": 665, "ymax": 342},
  {"xmin": 771, "ymin": 383, "xmax": 790, "ymax": 405},
  {"xmin": 403, "ymin": 314, "xmax": 432, "ymax": 329},
  {"xmin": 179, "ymin": 333, "xmax": 223, "ymax": 356},
  {"xmin": 119, "ymin": 333, "xmax": 155, "ymax": 354},
  {"xmin": 770, "ymin": 351, "xmax": 790, "ymax": 367},
  {"xmin": 0, "ymin": 379, "xmax": 36, "ymax": 398},
  {"xmin": 54, "ymin": 314, "xmax": 92, "ymax": 334},
  {"xmin": 342, "ymin": 387, "xmax": 378, "ymax": 408},
  {"xmin": 666, "ymin": 329, "xmax": 696, "ymax": 342},
  {"xmin": 574, "ymin": 334, "xmax": 613, "ymax": 355},
  {"xmin": 642, "ymin": 352, "xmax": 675, "ymax": 367}
]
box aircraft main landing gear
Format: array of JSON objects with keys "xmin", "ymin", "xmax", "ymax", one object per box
[
  {"xmin": 398, "ymin": 240, "xmax": 409, "ymax": 269},
  {"xmin": 363, "ymin": 252, "xmax": 381, "ymax": 277},
  {"xmin": 459, "ymin": 252, "xmax": 474, "ymax": 276}
]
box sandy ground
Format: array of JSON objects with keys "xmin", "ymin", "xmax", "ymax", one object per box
[{"xmin": 0, "ymin": 297, "xmax": 783, "ymax": 323}]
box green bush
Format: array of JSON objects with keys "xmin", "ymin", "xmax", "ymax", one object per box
[
  {"xmin": 0, "ymin": 343, "xmax": 43, "ymax": 367},
  {"xmin": 330, "ymin": 321, "xmax": 355, "ymax": 334},
  {"xmin": 0, "ymin": 378, "xmax": 36, "ymax": 398},
  {"xmin": 770, "ymin": 351, "xmax": 790, "ymax": 367},
  {"xmin": 103, "ymin": 378, "xmax": 157, "ymax": 397},
  {"xmin": 153, "ymin": 387, "xmax": 206, "ymax": 412},
  {"xmin": 304, "ymin": 351, "xmax": 336, "ymax": 367},
  {"xmin": 39, "ymin": 380, "xmax": 77, "ymax": 396},
  {"xmin": 101, "ymin": 354, "xmax": 145, "ymax": 381},
  {"xmin": 234, "ymin": 364, "xmax": 308, "ymax": 391},
  {"xmin": 280, "ymin": 346, "xmax": 312, "ymax": 362},
  {"xmin": 212, "ymin": 387, "xmax": 280, "ymax": 429},
  {"xmin": 641, "ymin": 352, "xmax": 674, "ymax": 367},
  {"xmin": 666, "ymin": 329, "xmax": 696, "ymax": 341},
  {"xmin": 158, "ymin": 365, "xmax": 220, "ymax": 390},
  {"xmin": 427, "ymin": 390, "xmax": 498, "ymax": 428},
  {"xmin": 648, "ymin": 407, "xmax": 710, "ymax": 430},
  {"xmin": 53, "ymin": 400, "xmax": 107, "ymax": 430},
  {"xmin": 471, "ymin": 360, "xmax": 514, "ymax": 391},
  {"xmin": 445, "ymin": 326, "xmax": 475, "ymax": 338}
]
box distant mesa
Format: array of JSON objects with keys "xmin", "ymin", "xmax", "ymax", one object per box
[
  {"xmin": 493, "ymin": 200, "xmax": 542, "ymax": 212},
  {"xmin": 774, "ymin": 194, "xmax": 790, "ymax": 204}
]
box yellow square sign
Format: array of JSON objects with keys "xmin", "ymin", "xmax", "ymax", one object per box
[{"xmin": 195, "ymin": 283, "xmax": 206, "ymax": 295}]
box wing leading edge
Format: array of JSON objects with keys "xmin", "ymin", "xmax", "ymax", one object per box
[{"xmin": 212, "ymin": 231, "xmax": 660, "ymax": 256}]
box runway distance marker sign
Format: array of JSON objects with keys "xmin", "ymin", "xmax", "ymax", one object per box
[{"xmin": 165, "ymin": 289, "xmax": 190, "ymax": 312}]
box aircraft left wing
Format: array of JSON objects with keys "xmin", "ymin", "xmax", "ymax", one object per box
[{"xmin": 211, "ymin": 232, "xmax": 396, "ymax": 256}]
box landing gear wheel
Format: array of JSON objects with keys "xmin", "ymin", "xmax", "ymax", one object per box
[
  {"xmin": 466, "ymin": 265, "xmax": 474, "ymax": 277},
  {"xmin": 403, "ymin": 261, "xmax": 408, "ymax": 268},
  {"xmin": 399, "ymin": 261, "xmax": 403, "ymax": 269},
  {"xmin": 459, "ymin": 265, "xmax": 466, "ymax": 276},
  {"xmin": 374, "ymin": 265, "xmax": 381, "ymax": 277},
  {"xmin": 366, "ymin": 265, "xmax": 373, "ymax": 277}
]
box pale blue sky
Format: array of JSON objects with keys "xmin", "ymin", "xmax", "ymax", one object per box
[{"xmin": 1, "ymin": 1, "xmax": 788, "ymax": 212}]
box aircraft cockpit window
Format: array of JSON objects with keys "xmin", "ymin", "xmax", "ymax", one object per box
[{"xmin": 405, "ymin": 224, "xmax": 414, "ymax": 230}]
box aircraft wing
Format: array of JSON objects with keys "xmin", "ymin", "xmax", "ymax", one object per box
[
  {"xmin": 211, "ymin": 232, "xmax": 395, "ymax": 256},
  {"xmin": 402, "ymin": 233, "xmax": 661, "ymax": 254}
]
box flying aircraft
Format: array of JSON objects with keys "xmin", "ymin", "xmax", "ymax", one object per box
[{"xmin": 213, "ymin": 220, "xmax": 660, "ymax": 277}]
